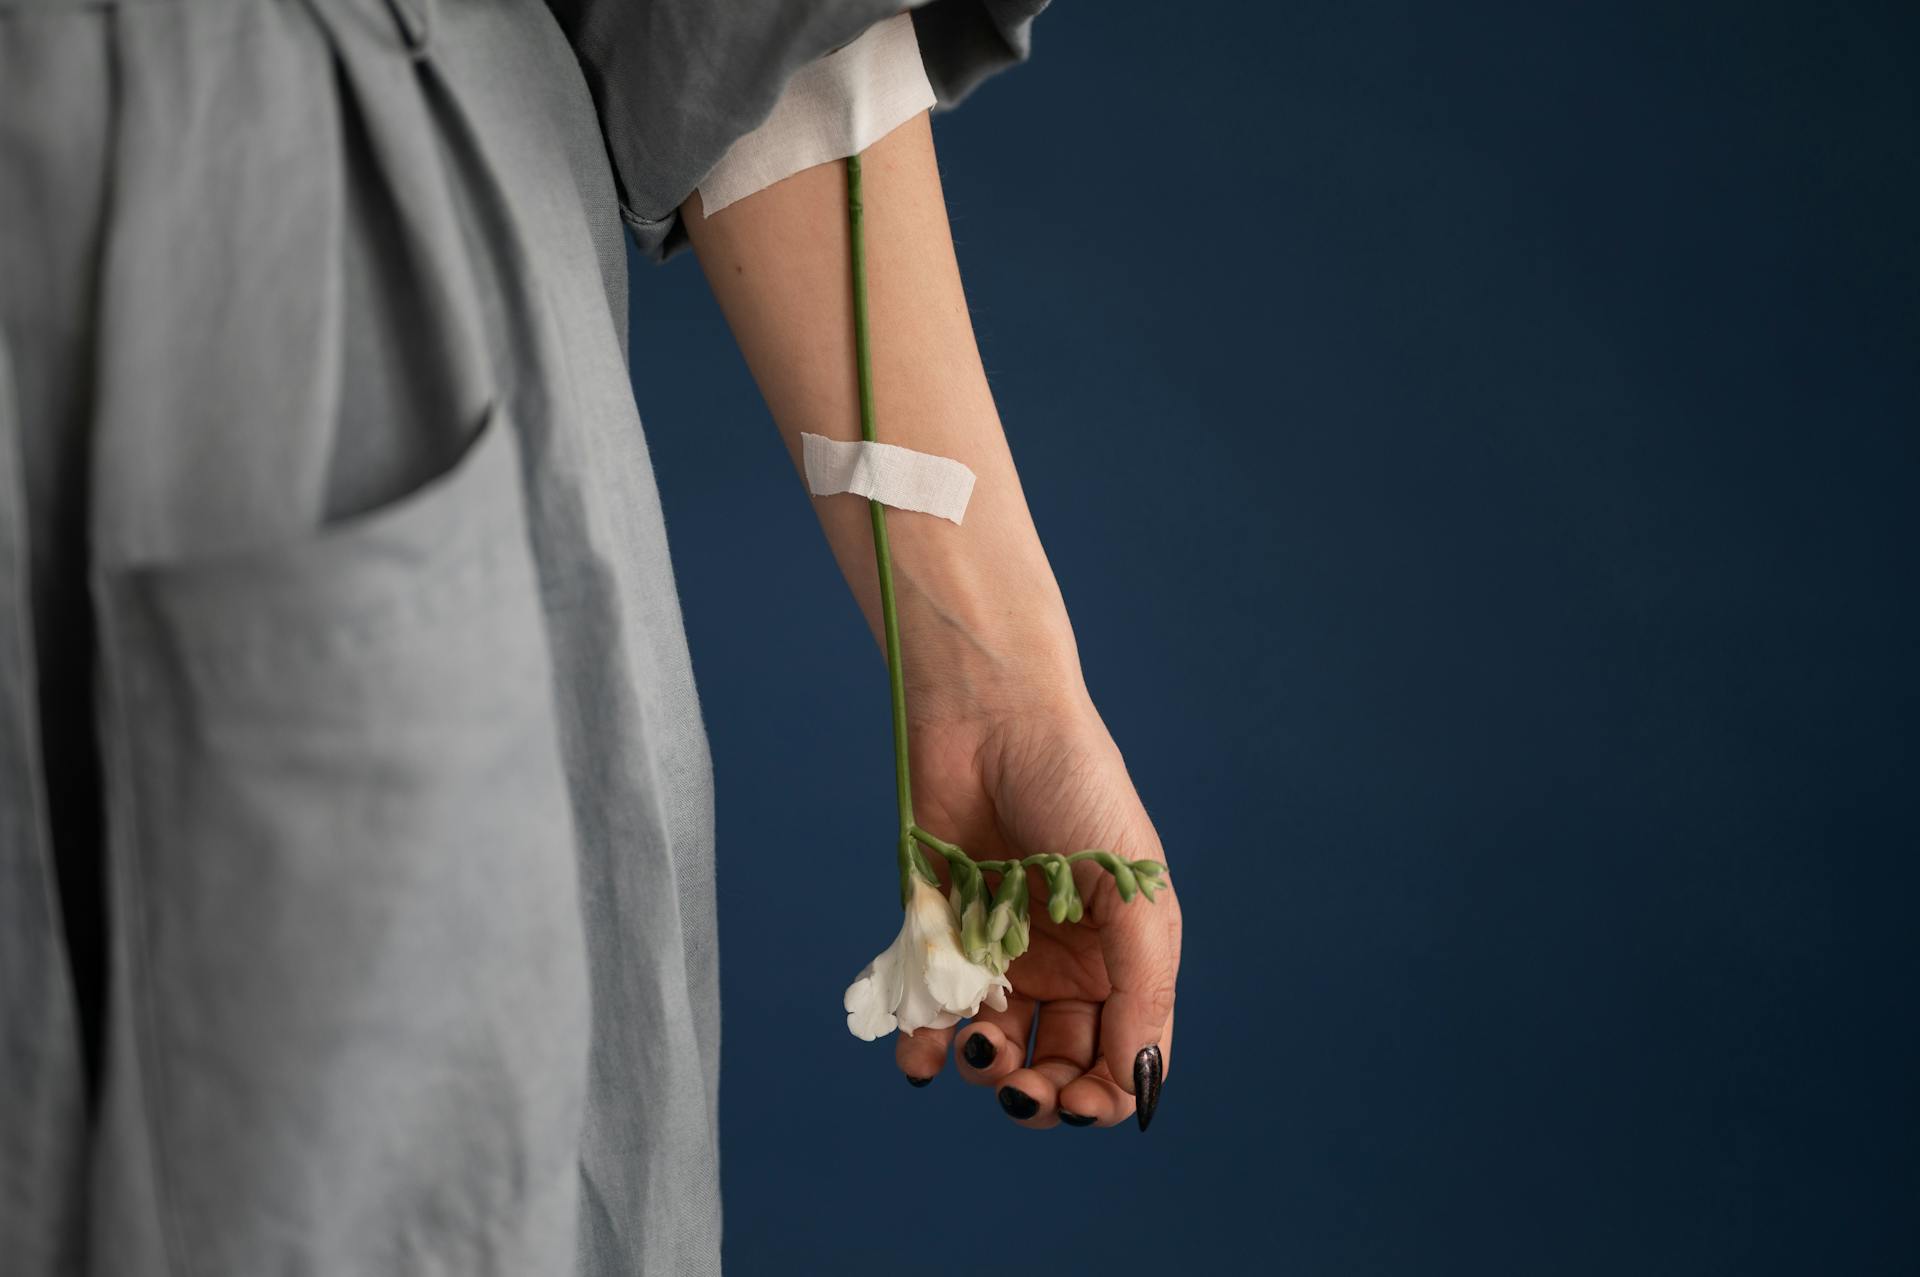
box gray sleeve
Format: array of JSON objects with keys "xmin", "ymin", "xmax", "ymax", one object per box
[{"xmin": 543, "ymin": 0, "xmax": 1051, "ymax": 261}]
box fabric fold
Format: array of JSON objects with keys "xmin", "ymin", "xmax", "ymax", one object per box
[{"xmin": 540, "ymin": 0, "xmax": 1052, "ymax": 259}]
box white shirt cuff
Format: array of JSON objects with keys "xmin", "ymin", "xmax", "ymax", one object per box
[{"xmin": 696, "ymin": 12, "xmax": 937, "ymax": 216}]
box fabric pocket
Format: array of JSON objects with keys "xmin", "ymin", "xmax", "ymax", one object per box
[{"xmin": 97, "ymin": 401, "xmax": 591, "ymax": 1271}]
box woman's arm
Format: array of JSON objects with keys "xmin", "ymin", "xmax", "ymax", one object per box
[
  {"xmin": 682, "ymin": 111, "xmax": 1078, "ymax": 721},
  {"xmin": 682, "ymin": 111, "xmax": 1178, "ymax": 1127}
]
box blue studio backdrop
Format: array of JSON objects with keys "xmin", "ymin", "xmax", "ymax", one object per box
[{"xmin": 627, "ymin": 2, "xmax": 1916, "ymax": 1272}]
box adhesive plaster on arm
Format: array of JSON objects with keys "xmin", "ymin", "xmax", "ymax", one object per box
[
  {"xmin": 698, "ymin": 13, "xmax": 937, "ymax": 216},
  {"xmin": 801, "ymin": 433, "xmax": 976, "ymax": 524}
]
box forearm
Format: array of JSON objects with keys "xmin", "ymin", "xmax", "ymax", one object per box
[{"xmin": 682, "ymin": 111, "xmax": 1087, "ymax": 725}]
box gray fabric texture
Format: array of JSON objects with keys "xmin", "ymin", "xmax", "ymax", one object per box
[
  {"xmin": 546, "ymin": 0, "xmax": 1050, "ymax": 258},
  {"xmin": 0, "ymin": 0, "xmax": 1042, "ymax": 1271},
  {"xmin": 0, "ymin": 0, "xmax": 711, "ymax": 1270}
]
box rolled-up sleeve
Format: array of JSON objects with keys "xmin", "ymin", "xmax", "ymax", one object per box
[{"xmin": 542, "ymin": 0, "xmax": 1051, "ymax": 260}]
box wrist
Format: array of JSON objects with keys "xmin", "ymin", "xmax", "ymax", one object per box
[{"xmin": 884, "ymin": 525, "xmax": 1089, "ymax": 727}]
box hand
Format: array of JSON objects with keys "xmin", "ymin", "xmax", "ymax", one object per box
[{"xmin": 895, "ymin": 693, "xmax": 1181, "ymax": 1130}]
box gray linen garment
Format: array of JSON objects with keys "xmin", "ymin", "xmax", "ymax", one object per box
[{"xmin": 0, "ymin": 0, "xmax": 1045, "ymax": 1272}]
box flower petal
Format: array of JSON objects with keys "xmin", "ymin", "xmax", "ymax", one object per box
[
  {"xmin": 843, "ymin": 968, "xmax": 898, "ymax": 1041},
  {"xmin": 912, "ymin": 876, "xmax": 963, "ymax": 934},
  {"xmin": 843, "ymin": 926, "xmax": 910, "ymax": 1040},
  {"xmin": 922, "ymin": 942, "xmax": 998, "ymax": 1017},
  {"xmin": 894, "ymin": 965, "xmax": 951, "ymax": 1035},
  {"xmin": 981, "ymin": 974, "xmax": 1011, "ymax": 1015}
]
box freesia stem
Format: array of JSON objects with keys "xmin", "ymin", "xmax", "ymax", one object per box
[
  {"xmin": 848, "ymin": 154, "xmax": 1154, "ymax": 914},
  {"xmin": 910, "ymin": 825, "xmax": 1161, "ymax": 878},
  {"xmin": 908, "ymin": 824, "xmax": 965, "ymax": 860},
  {"xmin": 849, "ymin": 153, "xmax": 926, "ymax": 905}
]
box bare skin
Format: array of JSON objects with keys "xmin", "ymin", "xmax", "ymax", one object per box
[{"xmin": 682, "ymin": 111, "xmax": 1180, "ymax": 1128}]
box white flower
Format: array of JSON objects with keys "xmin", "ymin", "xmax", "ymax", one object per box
[{"xmin": 844, "ymin": 874, "xmax": 1013, "ymax": 1041}]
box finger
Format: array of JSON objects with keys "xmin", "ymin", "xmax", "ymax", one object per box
[
  {"xmin": 998, "ymin": 998, "xmax": 1100, "ymax": 1128},
  {"xmin": 895, "ymin": 1022, "xmax": 954, "ymax": 1087},
  {"xmin": 953, "ymin": 995, "xmax": 1033, "ymax": 1087},
  {"xmin": 1093, "ymin": 870, "xmax": 1178, "ymax": 1097},
  {"xmin": 1161, "ymin": 1003, "xmax": 1176, "ymax": 1082},
  {"xmin": 1057, "ymin": 1057, "xmax": 1134, "ymax": 1129}
]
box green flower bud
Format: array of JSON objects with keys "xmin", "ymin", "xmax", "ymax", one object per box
[
  {"xmin": 954, "ymin": 856, "xmax": 985, "ymax": 906},
  {"xmin": 989, "ymin": 865, "xmax": 1029, "ymax": 941},
  {"xmin": 1111, "ymin": 862, "xmax": 1139, "ymax": 903},
  {"xmin": 1002, "ymin": 905, "xmax": 1030, "ymax": 960},
  {"xmin": 987, "ymin": 899, "xmax": 1014, "ymax": 943},
  {"xmin": 1043, "ymin": 858, "xmax": 1078, "ymax": 924},
  {"xmin": 958, "ymin": 891, "xmax": 992, "ymax": 966}
]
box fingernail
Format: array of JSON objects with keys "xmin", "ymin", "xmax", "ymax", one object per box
[
  {"xmin": 961, "ymin": 1033, "xmax": 996, "ymax": 1069},
  {"xmin": 906, "ymin": 1075, "xmax": 933, "ymax": 1088},
  {"xmin": 1133, "ymin": 1044, "xmax": 1163, "ymax": 1132},
  {"xmin": 1058, "ymin": 1109, "xmax": 1096, "ymax": 1127},
  {"xmin": 997, "ymin": 1086, "xmax": 1039, "ymax": 1120}
]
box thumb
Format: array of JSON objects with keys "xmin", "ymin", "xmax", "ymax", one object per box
[{"xmin": 1093, "ymin": 864, "xmax": 1177, "ymax": 1106}]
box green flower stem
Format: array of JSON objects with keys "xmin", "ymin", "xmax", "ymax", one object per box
[
  {"xmin": 849, "ymin": 153, "xmax": 931, "ymax": 905},
  {"xmin": 849, "ymin": 152, "xmax": 1162, "ymax": 917},
  {"xmin": 906, "ymin": 824, "xmax": 965, "ymax": 861},
  {"xmin": 912, "ymin": 824, "xmax": 1166, "ymax": 884}
]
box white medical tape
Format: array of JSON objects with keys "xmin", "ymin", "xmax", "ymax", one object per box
[
  {"xmin": 697, "ymin": 14, "xmax": 936, "ymax": 216},
  {"xmin": 800, "ymin": 432, "xmax": 976, "ymax": 524}
]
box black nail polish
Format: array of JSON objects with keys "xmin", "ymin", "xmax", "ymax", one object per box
[
  {"xmin": 997, "ymin": 1086, "xmax": 1039, "ymax": 1120},
  {"xmin": 961, "ymin": 1033, "xmax": 996, "ymax": 1069},
  {"xmin": 906, "ymin": 1075, "xmax": 933, "ymax": 1088},
  {"xmin": 1133, "ymin": 1044, "xmax": 1163, "ymax": 1132},
  {"xmin": 1058, "ymin": 1109, "xmax": 1096, "ymax": 1127}
]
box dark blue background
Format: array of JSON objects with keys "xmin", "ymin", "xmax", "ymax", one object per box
[{"xmin": 627, "ymin": 3, "xmax": 1918, "ymax": 1271}]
